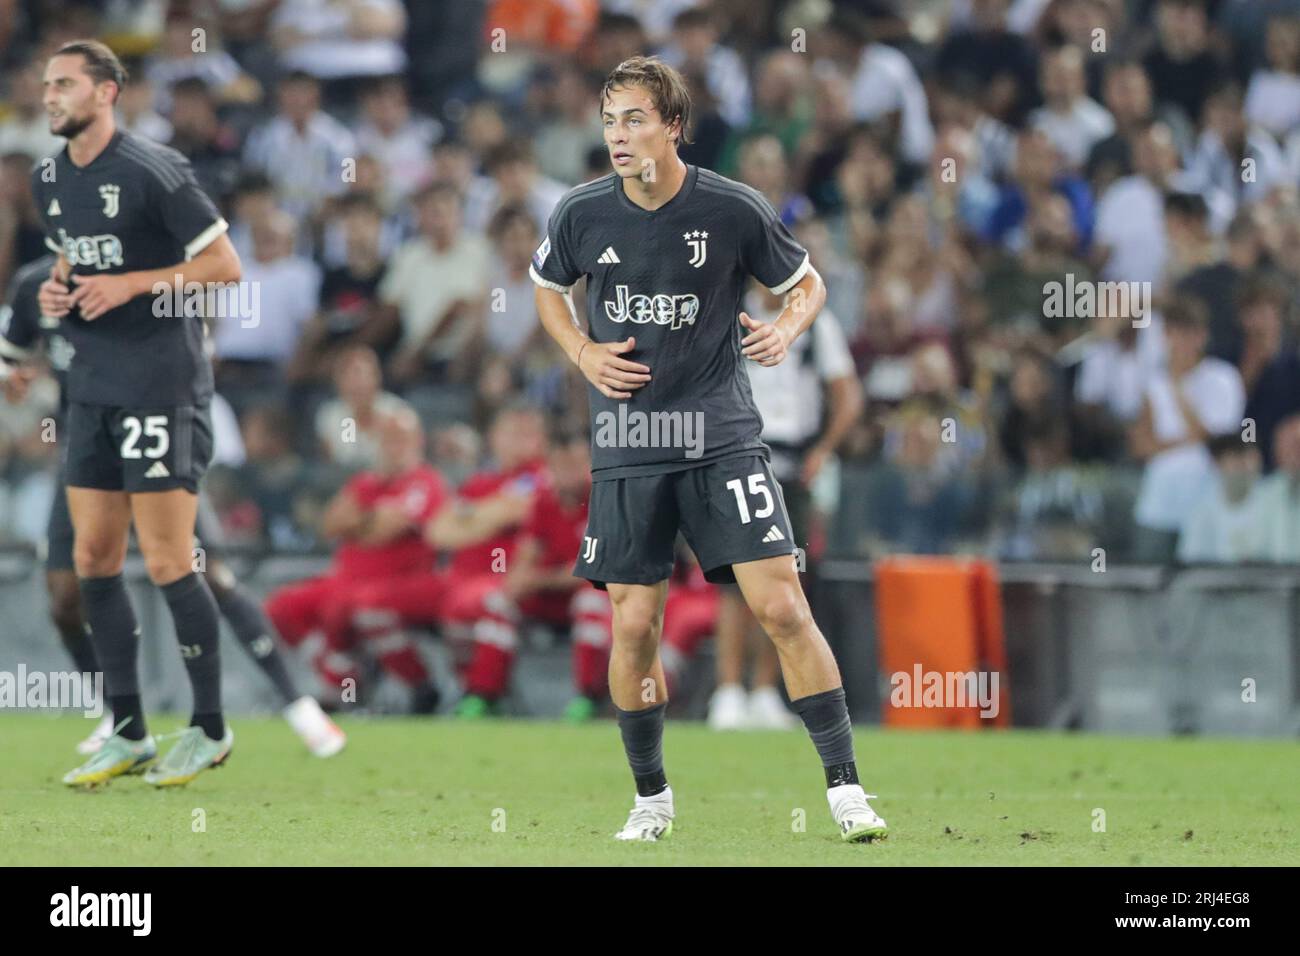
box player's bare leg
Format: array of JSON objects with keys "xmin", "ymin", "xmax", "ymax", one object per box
[
  {"xmin": 62, "ymin": 487, "xmax": 157, "ymax": 784},
  {"xmin": 607, "ymin": 580, "xmax": 675, "ymax": 841},
  {"xmin": 748, "ymin": 625, "xmax": 799, "ymax": 730},
  {"xmin": 733, "ymin": 554, "xmax": 887, "ymax": 841},
  {"xmin": 131, "ymin": 489, "xmax": 232, "ymax": 785}
]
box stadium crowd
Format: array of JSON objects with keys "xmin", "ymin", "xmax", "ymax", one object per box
[{"xmin": 3, "ymin": 0, "xmax": 1300, "ymax": 578}]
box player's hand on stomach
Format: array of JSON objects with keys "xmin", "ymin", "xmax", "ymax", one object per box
[
  {"xmin": 578, "ymin": 336, "xmax": 651, "ymax": 400},
  {"xmin": 38, "ymin": 266, "xmax": 74, "ymax": 318},
  {"xmin": 739, "ymin": 312, "xmax": 790, "ymax": 367},
  {"xmin": 68, "ymin": 273, "xmax": 138, "ymax": 321}
]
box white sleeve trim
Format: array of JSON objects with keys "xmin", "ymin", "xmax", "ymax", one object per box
[
  {"xmin": 529, "ymin": 263, "xmax": 573, "ymax": 294},
  {"xmin": 45, "ymin": 236, "xmax": 62, "ymax": 255},
  {"xmin": 768, "ymin": 253, "xmax": 810, "ymax": 295},
  {"xmin": 184, "ymin": 217, "xmax": 229, "ymax": 260}
]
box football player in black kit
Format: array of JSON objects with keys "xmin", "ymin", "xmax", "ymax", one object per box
[
  {"xmin": 531, "ymin": 57, "xmax": 887, "ymax": 842},
  {"xmin": 2, "ymin": 255, "xmax": 345, "ymax": 761},
  {"xmin": 31, "ymin": 41, "xmax": 242, "ymax": 786}
]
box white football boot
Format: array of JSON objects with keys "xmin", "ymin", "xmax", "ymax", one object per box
[
  {"xmin": 75, "ymin": 713, "xmax": 116, "ymax": 755},
  {"xmin": 707, "ymin": 684, "xmax": 749, "ymax": 730},
  {"xmin": 283, "ymin": 696, "xmax": 346, "ymax": 758},
  {"xmin": 828, "ymin": 784, "xmax": 888, "ymax": 842},
  {"xmin": 614, "ymin": 786, "xmax": 675, "ymax": 841},
  {"xmin": 747, "ymin": 686, "xmax": 799, "ymax": 730}
]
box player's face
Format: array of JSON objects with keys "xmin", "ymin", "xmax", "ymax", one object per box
[
  {"xmin": 601, "ymin": 85, "xmax": 678, "ymax": 180},
  {"xmin": 43, "ymin": 54, "xmax": 112, "ymax": 138}
]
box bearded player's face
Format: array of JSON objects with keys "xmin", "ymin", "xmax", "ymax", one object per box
[
  {"xmin": 43, "ymin": 55, "xmax": 110, "ymax": 139},
  {"xmin": 601, "ymin": 84, "xmax": 679, "ymax": 181}
]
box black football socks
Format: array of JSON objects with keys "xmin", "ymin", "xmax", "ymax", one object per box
[
  {"xmin": 616, "ymin": 701, "xmax": 669, "ymax": 797},
  {"xmin": 792, "ymin": 687, "xmax": 861, "ymax": 788},
  {"xmin": 211, "ymin": 580, "xmax": 300, "ymax": 704},
  {"xmin": 160, "ymin": 573, "xmax": 224, "ymax": 741},
  {"xmin": 78, "ymin": 574, "xmax": 146, "ymax": 740}
]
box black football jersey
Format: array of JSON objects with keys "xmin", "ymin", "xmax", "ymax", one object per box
[
  {"xmin": 0, "ymin": 254, "xmax": 73, "ymax": 412},
  {"xmin": 30, "ymin": 129, "xmax": 227, "ymax": 407},
  {"xmin": 530, "ymin": 165, "xmax": 810, "ymax": 480}
]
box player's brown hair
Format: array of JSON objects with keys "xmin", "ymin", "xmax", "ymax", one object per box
[
  {"xmin": 600, "ymin": 56, "xmax": 693, "ymax": 147},
  {"xmin": 53, "ymin": 40, "xmax": 128, "ymax": 103}
]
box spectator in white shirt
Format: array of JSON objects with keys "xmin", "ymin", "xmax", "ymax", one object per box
[
  {"xmin": 242, "ymin": 71, "xmax": 357, "ymax": 220},
  {"xmin": 378, "ymin": 182, "xmax": 490, "ymax": 386},
  {"xmin": 1177, "ymin": 434, "xmax": 1268, "ymax": 563},
  {"xmin": 463, "ymin": 141, "xmax": 567, "ymax": 237},
  {"xmin": 1244, "ymin": 14, "xmax": 1300, "ymax": 140},
  {"xmin": 0, "ymin": 63, "xmax": 63, "ymax": 161},
  {"xmin": 352, "ymin": 76, "xmax": 441, "ymax": 207},
  {"xmin": 846, "ymin": 26, "xmax": 935, "ymax": 166},
  {"xmin": 271, "ymin": 0, "xmax": 407, "ymax": 81},
  {"xmin": 483, "ymin": 204, "xmax": 546, "ymax": 366},
  {"xmin": 1093, "ymin": 119, "xmax": 1179, "ymax": 289},
  {"xmin": 1030, "ymin": 45, "xmax": 1115, "ymax": 171},
  {"xmin": 115, "ymin": 77, "xmax": 172, "ymax": 144},
  {"xmin": 1184, "ymin": 84, "xmax": 1289, "ymax": 227},
  {"xmin": 314, "ymin": 344, "xmax": 408, "ymax": 469},
  {"xmin": 1131, "ymin": 295, "xmax": 1247, "ymax": 561},
  {"xmin": 144, "ymin": 15, "xmax": 262, "ymax": 115},
  {"xmin": 214, "ymin": 210, "xmax": 322, "ymax": 373}
]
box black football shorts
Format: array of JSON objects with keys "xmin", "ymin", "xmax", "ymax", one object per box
[
  {"xmin": 65, "ymin": 402, "xmax": 213, "ymax": 494},
  {"xmin": 576, "ymin": 453, "xmax": 797, "ymax": 589}
]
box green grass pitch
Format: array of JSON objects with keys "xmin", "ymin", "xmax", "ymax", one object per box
[{"xmin": 1, "ymin": 714, "xmax": 1295, "ymax": 866}]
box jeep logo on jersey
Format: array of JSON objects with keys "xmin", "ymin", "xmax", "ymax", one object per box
[
  {"xmin": 57, "ymin": 228, "xmax": 124, "ymax": 270},
  {"xmin": 99, "ymin": 183, "xmax": 121, "ymax": 218},
  {"xmin": 603, "ymin": 285, "xmax": 699, "ymax": 330}
]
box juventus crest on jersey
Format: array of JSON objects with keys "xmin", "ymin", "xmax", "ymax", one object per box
[{"xmin": 530, "ymin": 165, "xmax": 810, "ymax": 481}]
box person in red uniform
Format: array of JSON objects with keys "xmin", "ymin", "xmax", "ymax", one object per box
[
  {"xmin": 454, "ymin": 428, "xmax": 614, "ymax": 719},
  {"xmin": 265, "ymin": 406, "xmax": 447, "ymax": 711},
  {"xmin": 344, "ymin": 403, "xmax": 549, "ymax": 698},
  {"xmin": 658, "ymin": 545, "xmax": 722, "ymax": 698}
]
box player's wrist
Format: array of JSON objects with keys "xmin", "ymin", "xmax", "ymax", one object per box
[{"xmin": 575, "ymin": 340, "xmax": 590, "ymax": 369}]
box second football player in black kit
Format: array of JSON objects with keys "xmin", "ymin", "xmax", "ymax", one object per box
[
  {"xmin": 32, "ymin": 41, "xmax": 243, "ymax": 787},
  {"xmin": 533, "ymin": 57, "xmax": 888, "ymax": 843}
]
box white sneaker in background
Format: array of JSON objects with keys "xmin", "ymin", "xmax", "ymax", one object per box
[
  {"xmin": 746, "ymin": 686, "xmax": 799, "ymax": 730},
  {"xmin": 707, "ymin": 683, "xmax": 749, "ymax": 730},
  {"xmin": 283, "ymin": 696, "xmax": 346, "ymax": 758}
]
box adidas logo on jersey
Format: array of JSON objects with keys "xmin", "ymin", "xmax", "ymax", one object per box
[
  {"xmin": 143, "ymin": 461, "xmax": 171, "ymax": 479},
  {"xmin": 597, "ymin": 246, "xmax": 620, "ymax": 264},
  {"xmin": 762, "ymin": 525, "xmax": 785, "ymax": 543},
  {"xmin": 47, "ymin": 199, "xmax": 61, "ymax": 216}
]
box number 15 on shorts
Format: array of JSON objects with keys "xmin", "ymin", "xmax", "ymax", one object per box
[{"xmin": 726, "ymin": 472, "xmax": 774, "ymax": 524}]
